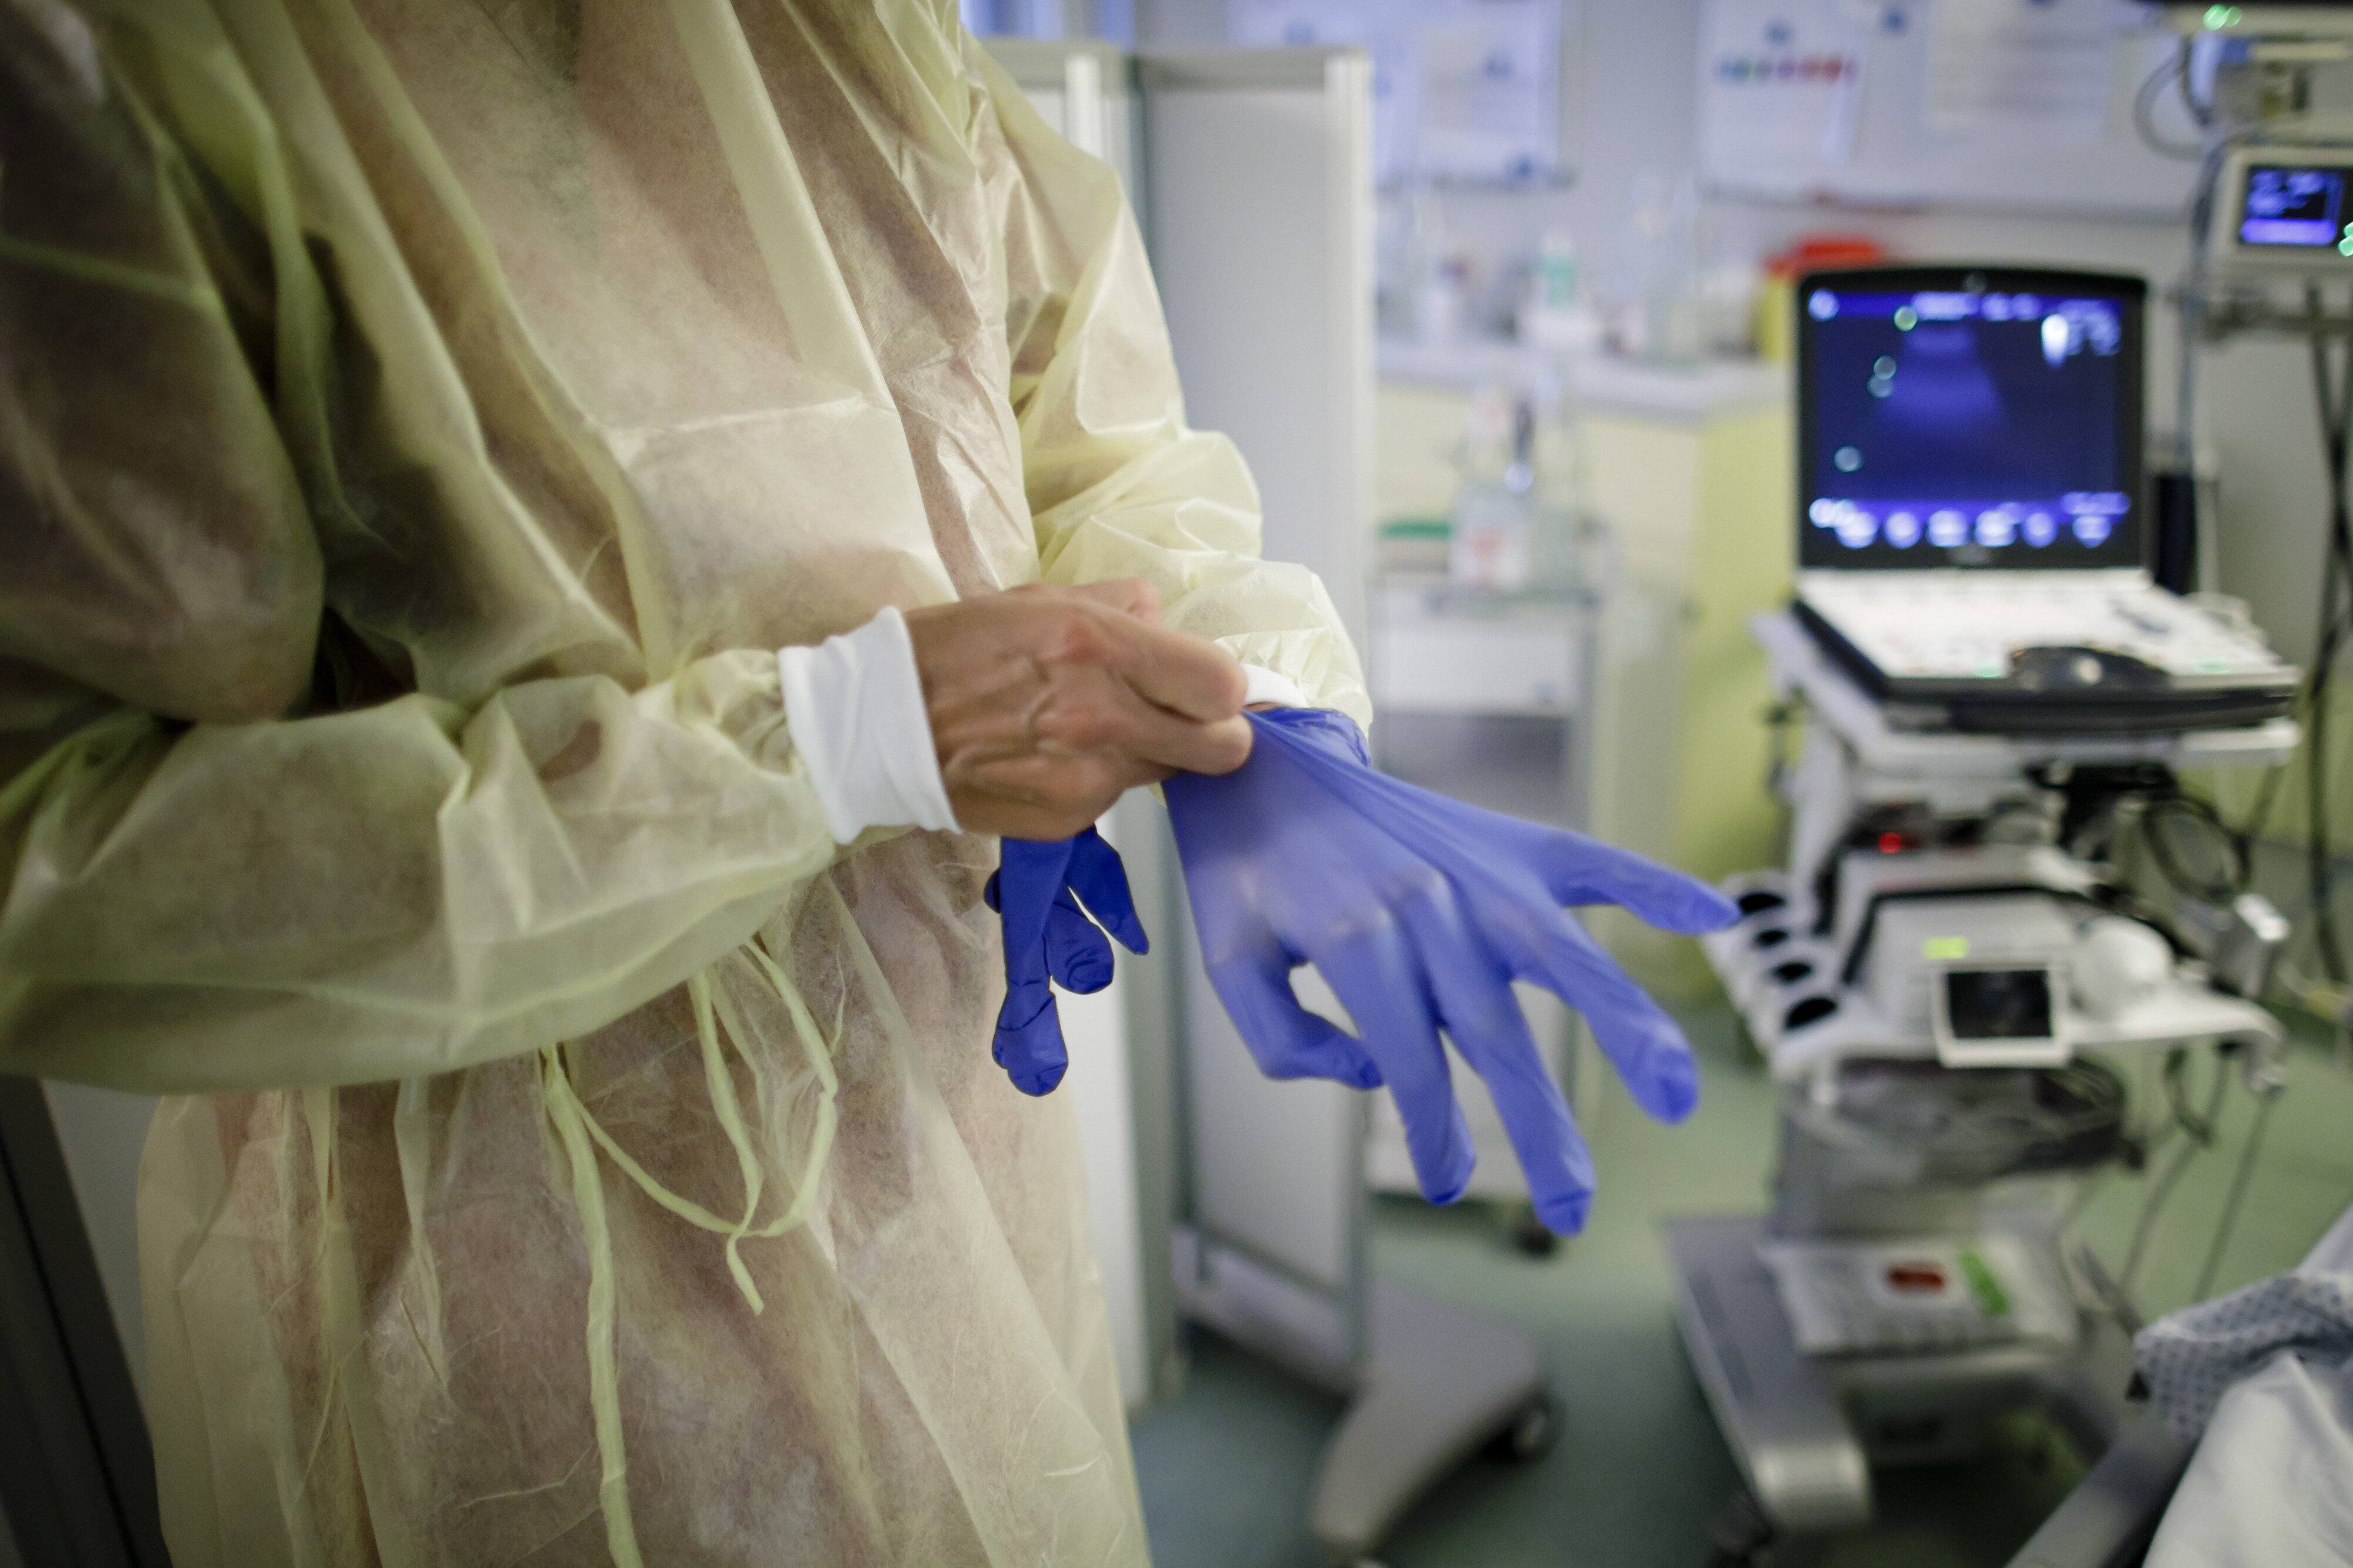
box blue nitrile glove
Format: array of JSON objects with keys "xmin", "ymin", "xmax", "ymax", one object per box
[
  {"xmin": 986, "ymin": 828, "xmax": 1149, "ymax": 1095},
  {"xmin": 1162, "ymin": 707, "xmax": 1739, "ymax": 1234}
]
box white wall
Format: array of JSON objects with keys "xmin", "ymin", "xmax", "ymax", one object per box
[{"xmin": 1432, "ymin": 0, "xmax": 2332, "ymax": 666}]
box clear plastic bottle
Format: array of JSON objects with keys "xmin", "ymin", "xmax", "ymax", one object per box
[{"xmin": 1449, "ymin": 381, "xmax": 1536, "ymax": 592}]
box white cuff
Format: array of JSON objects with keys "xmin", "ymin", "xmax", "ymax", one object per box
[
  {"xmin": 1242, "ymin": 664, "xmax": 1314, "ymax": 709},
  {"xmin": 778, "ymin": 607, "xmax": 959, "ymax": 844}
]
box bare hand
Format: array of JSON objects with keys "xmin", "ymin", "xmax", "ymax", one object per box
[{"xmin": 907, "ymin": 580, "xmax": 1252, "ymax": 839}]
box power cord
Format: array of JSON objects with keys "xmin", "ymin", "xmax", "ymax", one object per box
[
  {"xmin": 2192, "ymin": 1082, "xmax": 2284, "ymax": 1302},
  {"xmin": 2134, "ymin": 41, "xmax": 2206, "ymax": 162},
  {"xmin": 2119, "ymin": 1049, "xmax": 2232, "ymax": 1299},
  {"xmin": 2299, "ymin": 286, "xmax": 2353, "ymax": 987}
]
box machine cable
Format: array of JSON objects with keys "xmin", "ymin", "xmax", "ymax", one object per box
[
  {"xmin": 2192, "ymin": 1078, "xmax": 2285, "ymax": 1301},
  {"xmin": 2298, "ymin": 283, "xmax": 2353, "ymax": 986}
]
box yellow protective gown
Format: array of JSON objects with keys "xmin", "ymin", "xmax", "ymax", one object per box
[{"xmin": 0, "ymin": 2, "xmax": 1369, "ymax": 1564}]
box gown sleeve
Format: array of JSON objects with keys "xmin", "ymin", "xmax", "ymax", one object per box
[
  {"xmin": 975, "ymin": 49, "xmax": 1373, "ymax": 729},
  {"xmin": 0, "ymin": 2, "xmax": 839, "ymax": 1093}
]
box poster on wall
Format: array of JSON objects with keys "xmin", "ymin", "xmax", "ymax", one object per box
[
  {"xmin": 1699, "ymin": 0, "xmax": 1871, "ymax": 172},
  {"xmin": 1924, "ymin": 0, "xmax": 2122, "ymax": 141},
  {"xmin": 1698, "ymin": 0, "xmax": 2189, "ymax": 213},
  {"xmin": 1229, "ymin": 0, "xmax": 1563, "ymax": 187}
]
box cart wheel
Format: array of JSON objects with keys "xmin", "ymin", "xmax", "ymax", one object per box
[
  {"xmin": 1512, "ymin": 1211, "xmax": 1560, "ymax": 1257},
  {"xmin": 1482, "ymin": 1394, "xmax": 1560, "ymax": 1464},
  {"xmin": 1703, "ymin": 1485, "xmax": 1777, "ymax": 1568}
]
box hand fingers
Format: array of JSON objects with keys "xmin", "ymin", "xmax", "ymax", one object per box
[
  {"xmin": 1319, "ymin": 924, "xmax": 1477, "ymax": 1206},
  {"xmin": 1397, "ymin": 887, "xmax": 1598, "ymax": 1235},
  {"xmin": 1082, "ymin": 678, "xmax": 1253, "ymax": 776},
  {"xmin": 1202, "ymin": 939, "xmax": 1382, "ymax": 1089},
  {"xmin": 1064, "ymin": 576, "xmax": 1162, "ymax": 624},
  {"xmin": 1096, "ymin": 612, "xmax": 1251, "ymax": 725},
  {"xmin": 1044, "ymin": 890, "xmax": 1115, "ymax": 993},
  {"xmin": 1493, "ymin": 909, "xmax": 1701, "ymax": 1125},
  {"xmin": 993, "ymin": 980, "xmax": 1069, "ymax": 1096},
  {"xmin": 1065, "ymin": 828, "xmax": 1148, "ymax": 953},
  {"xmin": 951, "ymin": 752, "xmax": 1170, "ymax": 840}
]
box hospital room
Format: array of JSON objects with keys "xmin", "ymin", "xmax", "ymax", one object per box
[{"xmin": 5, "ymin": 0, "xmax": 2353, "ymax": 1565}]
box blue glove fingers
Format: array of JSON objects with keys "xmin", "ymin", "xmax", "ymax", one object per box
[
  {"xmin": 1502, "ymin": 817, "xmax": 1739, "ymax": 934},
  {"xmin": 993, "ymin": 837, "xmax": 1082, "ymax": 1096},
  {"xmin": 1367, "ymin": 779, "xmax": 1738, "ymax": 936},
  {"xmin": 1499, "ymin": 909, "xmax": 1702, "ymax": 1125},
  {"xmin": 996, "ymin": 836, "xmax": 1079, "ymax": 954},
  {"xmin": 1202, "ymin": 943, "xmax": 1383, "ymax": 1089},
  {"xmin": 1065, "ymin": 828, "xmax": 1149, "ymax": 955},
  {"xmin": 1399, "ymin": 893, "xmax": 1598, "ymax": 1234},
  {"xmin": 992, "ymin": 979, "xmax": 1070, "ymax": 1096},
  {"xmin": 1044, "ymin": 889, "xmax": 1116, "ymax": 993},
  {"xmin": 1319, "ymin": 929, "xmax": 1477, "ymax": 1206}
]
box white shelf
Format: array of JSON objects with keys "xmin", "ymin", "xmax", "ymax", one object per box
[{"xmin": 1377, "ymin": 335, "xmax": 1789, "ymax": 422}]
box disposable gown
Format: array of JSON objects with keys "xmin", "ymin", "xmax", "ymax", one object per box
[{"xmin": 0, "ymin": 2, "xmax": 1368, "ymax": 1564}]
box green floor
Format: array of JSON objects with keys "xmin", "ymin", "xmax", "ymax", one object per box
[{"xmin": 1130, "ymin": 1005, "xmax": 2353, "ymax": 1568}]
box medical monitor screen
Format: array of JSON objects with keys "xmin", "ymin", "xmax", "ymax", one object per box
[
  {"xmin": 1942, "ymin": 969, "xmax": 2056, "ymax": 1043},
  {"xmin": 2240, "ymin": 165, "xmax": 2349, "ymax": 248},
  {"xmin": 1798, "ymin": 276, "xmax": 2144, "ymax": 571}
]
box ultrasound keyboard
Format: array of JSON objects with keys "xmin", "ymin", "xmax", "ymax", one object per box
[{"xmin": 1794, "ymin": 572, "xmax": 2298, "ymax": 732}]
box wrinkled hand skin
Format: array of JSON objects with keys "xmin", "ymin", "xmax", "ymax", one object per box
[{"xmin": 907, "ymin": 579, "xmax": 1253, "ymax": 839}]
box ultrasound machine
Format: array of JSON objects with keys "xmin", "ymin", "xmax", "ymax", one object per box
[
  {"xmin": 1789, "ymin": 269, "xmax": 2294, "ymax": 731},
  {"xmin": 1665, "ymin": 266, "xmax": 2304, "ymax": 1563}
]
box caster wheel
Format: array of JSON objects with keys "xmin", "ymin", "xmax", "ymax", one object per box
[
  {"xmin": 1704, "ymin": 1486, "xmax": 1776, "ymax": 1567},
  {"xmin": 1482, "ymin": 1394, "xmax": 1560, "ymax": 1464},
  {"xmin": 1512, "ymin": 1212, "xmax": 1560, "ymax": 1257}
]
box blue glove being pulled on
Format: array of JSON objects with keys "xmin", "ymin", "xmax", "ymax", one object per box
[
  {"xmin": 986, "ymin": 828, "xmax": 1148, "ymax": 1096},
  {"xmin": 1162, "ymin": 707, "xmax": 1739, "ymax": 1233}
]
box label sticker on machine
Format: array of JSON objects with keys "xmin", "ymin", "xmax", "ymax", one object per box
[{"xmin": 1758, "ymin": 1236, "xmax": 2077, "ymax": 1356}]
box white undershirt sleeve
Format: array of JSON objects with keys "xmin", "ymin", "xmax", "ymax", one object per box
[
  {"xmin": 1241, "ymin": 663, "xmax": 1314, "ymax": 710},
  {"xmin": 778, "ymin": 606, "xmax": 959, "ymax": 844}
]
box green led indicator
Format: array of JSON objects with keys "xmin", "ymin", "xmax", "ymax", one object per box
[
  {"xmin": 2204, "ymin": 3, "xmax": 2243, "ymax": 26},
  {"xmin": 1958, "ymin": 1249, "xmax": 2012, "ymax": 1319},
  {"xmin": 1894, "ymin": 305, "xmax": 1919, "ymax": 331},
  {"xmin": 2339, "ymin": 237, "xmax": 2353, "ymax": 258},
  {"xmin": 1923, "ymin": 936, "xmax": 1971, "ymax": 960}
]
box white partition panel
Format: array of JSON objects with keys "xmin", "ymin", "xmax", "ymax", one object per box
[
  {"xmin": 1139, "ymin": 47, "xmax": 1375, "ymax": 1362},
  {"xmin": 1140, "ymin": 49, "xmax": 1374, "ymax": 639}
]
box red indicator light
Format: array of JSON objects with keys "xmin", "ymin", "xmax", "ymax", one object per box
[{"xmin": 1878, "ymin": 832, "xmax": 1905, "ymax": 854}]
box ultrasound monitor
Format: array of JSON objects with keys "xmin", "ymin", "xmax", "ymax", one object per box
[{"xmin": 1797, "ymin": 268, "xmax": 2147, "ymax": 573}]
